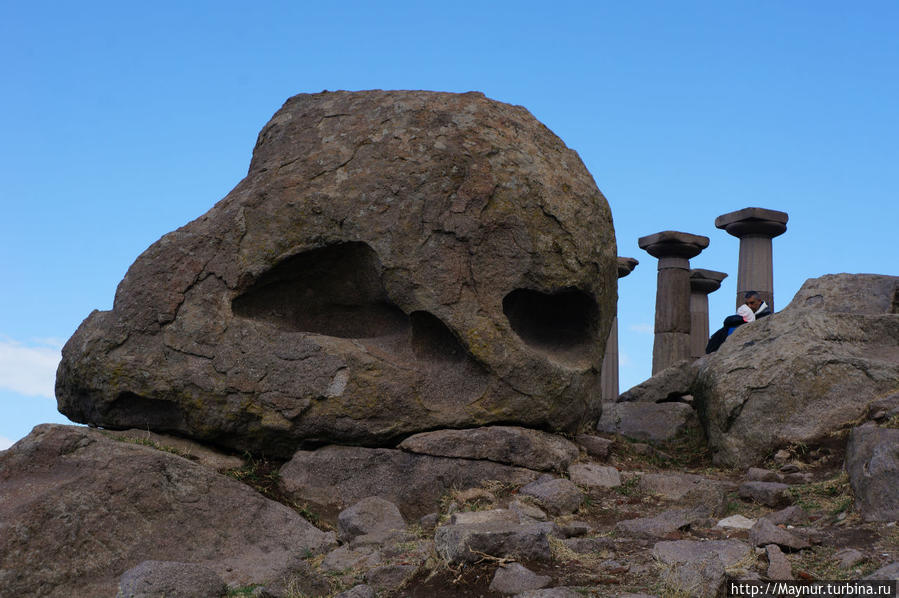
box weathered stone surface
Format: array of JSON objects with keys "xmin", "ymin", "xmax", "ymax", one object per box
[
  {"xmin": 638, "ymin": 473, "xmax": 731, "ymax": 515},
  {"xmin": 56, "ymin": 90, "xmax": 617, "ymax": 457},
  {"xmin": 278, "ymin": 444, "xmax": 539, "ymax": 521},
  {"xmin": 864, "ymin": 561, "xmax": 899, "ymax": 581},
  {"xmin": 510, "ymin": 499, "xmax": 547, "ymax": 522},
  {"xmin": 765, "ymin": 544, "xmax": 793, "ymax": 580},
  {"xmin": 787, "ymin": 273, "xmax": 899, "ymax": 315},
  {"xmin": 450, "ymin": 509, "xmax": 520, "ymax": 526},
  {"xmin": 652, "ymin": 539, "xmax": 753, "ymax": 569},
  {"xmin": 845, "ymin": 426, "xmax": 899, "ymax": 522},
  {"xmin": 334, "ymin": 586, "xmax": 376, "ymax": 598},
  {"xmin": 514, "ymin": 589, "xmax": 584, "ymax": 598},
  {"xmin": 364, "ymin": 564, "xmax": 419, "ymax": 592},
  {"xmin": 321, "ymin": 545, "xmax": 382, "ymax": 572},
  {"xmin": 398, "ymin": 426, "xmax": 578, "ymax": 472},
  {"xmin": 715, "ymin": 515, "xmax": 756, "ymax": 530},
  {"xmin": 568, "ymin": 463, "xmax": 621, "ymax": 489},
  {"xmin": 434, "ymin": 520, "xmax": 553, "ymax": 564},
  {"xmin": 574, "ymin": 434, "xmax": 613, "ymax": 459},
  {"xmin": 0, "ymin": 425, "xmax": 335, "ymax": 598},
  {"xmin": 660, "ymin": 553, "xmax": 725, "ymax": 598},
  {"xmin": 561, "ymin": 537, "xmax": 614, "ymax": 554},
  {"xmin": 615, "ymin": 509, "xmax": 694, "ymax": 539},
  {"xmin": 337, "ymin": 497, "xmax": 406, "ymax": 544},
  {"xmin": 738, "ymin": 481, "xmax": 792, "ymax": 508},
  {"xmin": 518, "ymin": 475, "xmax": 583, "ymax": 515},
  {"xmin": 763, "ymin": 506, "xmax": 809, "ymax": 526},
  {"xmin": 834, "ymin": 548, "xmax": 865, "ymax": 568},
  {"xmin": 116, "ymin": 561, "xmax": 226, "ymax": 598},
  {"xmin": 617, "ymin": 359, "xmax": 699, "ymax": 403},
  {"xmin": 749, "ymin": 519, "xmax": 809, "ymax": 550},
  {"xmin": 694, "ymin": 274, "xmax": 899, "ymax": 467},
  {"xmin": 597, "ymin": 401, "xmax": 698, "ymax": 442},
  {"xmin": 746, "ymin": 467, "xmax": 782, "ymax": 483},
  {"xmin": 102, "ymin": 428, "xmax": 245, "ymax": 472},
  {"xmin": 489, "ymin": 563, "xmax": 552, "ymax": 594}
]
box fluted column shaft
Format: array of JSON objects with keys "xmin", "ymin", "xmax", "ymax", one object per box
[
  {"xmin": 601, "ymin": 257, "xmax": 638, "ymax": 401},
  {"xmin": 689, "ymin": 269, "xmax": 727, "ymax": 359}
]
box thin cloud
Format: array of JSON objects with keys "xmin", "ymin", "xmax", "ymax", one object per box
[
  {"xmin": 0, "ymin": 436, "xmax": 13, "ymax": 450},
  {"xmin": 628, "ymin": 323, "xmax": 653, "ymax": 335},
  {"xmin": 619, "ymin": 352, "xmax": 633, "ymax": 367},
  {"xmin": 0, "ymin": 338, "xmax": 61, "ymax": 399}
]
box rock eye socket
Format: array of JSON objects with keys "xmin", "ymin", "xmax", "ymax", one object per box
[
  {"xmin": 502, "ymin": 288, "xmax": 598, "ymax": 363},
  {"xmin": 231, "ymin": 242, "xmax": 408, "ymax": 338}
]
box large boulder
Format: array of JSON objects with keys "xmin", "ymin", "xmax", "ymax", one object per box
[
  {"xmin": 0, "ymin": 425, "xmax": 335, "ymax": 598},
  {"xmin": 56, "ymin": 90, "xmax": 617, "ymax": 456},
  {"xmin": 694, "ymin": 274, "xmax": 899, "ymax": 467}
]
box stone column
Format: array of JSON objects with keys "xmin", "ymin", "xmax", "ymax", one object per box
[
  {"xmin": 601, "ymin": 256, "xmax": 639, "ymax": 401},
  {"xmin": 689, "ymin": 269, "xmax": 727, "ymax": 359},
  {"xmin": 715, "ymin": 207, "xmax": 788, "ymax": 311},
  {"xmin": 638, "ymin": 231, "xmax": 709, "ymax": 374}
]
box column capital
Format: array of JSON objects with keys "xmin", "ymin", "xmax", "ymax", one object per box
[
  {"xmin": 617, "ymin": 256, "xmax": 639, "ymax": 279},
  {"xmin": 715, "ymin": 207, "xmax": 788, "ymax": 239},
  {"xmin": 690, "ymin": 269, "xmax": 727, "ymax": 295},
  {"xmin": 638, "ymin": 231, "xmax": 709, "ymax": 260}
]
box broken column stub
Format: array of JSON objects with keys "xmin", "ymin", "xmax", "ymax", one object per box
[
  {"xmin": 54, "ymin": 90, "xmax": 618, "ymax": 457},
  {"xmin": 638, "ymin": 231, "xmax": 709, "ymax": 374},
  {"xmin": 689, "ymin": 269, "xmax": 727, "ymax": 359},
  {"xmin": 601, "ymin": 257, "xmax": 639, "ymax": 401},
  {"xmin": 715, "ymin": 207, "xmax": 788, "ymax": 311}
]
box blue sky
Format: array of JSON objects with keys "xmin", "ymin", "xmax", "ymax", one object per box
[{"xmin": 2, "ymin": 1, "xmax": 897, "ymax": 449}]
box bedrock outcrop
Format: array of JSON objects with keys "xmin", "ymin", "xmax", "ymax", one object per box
[
  {"xmin": 694, "ymin": 273, "xmax": 899, "ymax": 467},
  {"xmin": 55, "ymin": 90, "xmax": 616, "ymax": 456},
  {"xmin": 0, "ymin": 425, "xmax": 335, "ymax": 598}
]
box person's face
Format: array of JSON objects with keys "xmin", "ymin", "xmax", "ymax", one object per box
[{"xmin": 746, "ymin": 296, "xmax": 762, "ymax": 311}]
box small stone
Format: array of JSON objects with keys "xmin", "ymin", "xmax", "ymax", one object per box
[
  {"xmin": 763, "ymin": 506, "xmax": 809, "ymax": 526},
  {"xmin": 334, "ymin": 585, "xmax": 376, "ymax": 598},
  {"xmin": 834, "ymin": 548, "xmax": 865, "ymax": 568},
  {"xmin": 450, "ymin": 509, "xmax": 518, "ymax": 526},
  {"xmin": 782, "ymin": 472, "xmax": 814, "ymax": 485},
  {"xmin": 746, "ymin": 467, "xmax": 782, "ymax": 482},
  {"xmin": 616, "ymin": 509, "xmax": 692, "ymax": 539},
  {"xmin": 568, "ymin": 463, "xmax": 621, "ymax": 489},
  {"xmin": 766, "ymin": 544, "xmax": 793, "ymax": 579},
  {"xmin": 575, "ymin": 434, "xmax": 613, "ymax": 459},
  {"xmin": 774, "ymin": 450, "xmax": 791, "ymax": 463},
  {"xmin": 716, "ymin": 515, "xmax": 756, "ymax": 530},
  {"xmin": 738, "ymin": 481, "xmax": 792, "ymax": 507},
  {"xmin": 510, "ymin": 499, "xmax": 547, "ymax": 522},
  {"xmin": 518, "ymin": 476, "xmax": 583, "ymax": 515},
  {"xmin": 116, "ymin": 561, "xmax": 226, "ymax": 598},
  {"xmin": 558, "ymin": 521, "xmax": 591, "ymax": 538},
  {"xmin": 364, "ymin": 565, "xmax": 418, "ymax": 592},
  {"xmin": 419, "ymin": 512, "xmax": 438, "ymax": 530},
  {"xmin": 337, "ymin": 497, "xmax": 406, "ymax": 544},
  {"xmin": 779, "ymin": 464, "xmax": 801, "ymax": 474},
  {"xmin": 749, "ymin": 519, "xmax": 809, "ymax": 550},
  {"xmin": 488, "ymin": 563, "xmax": 551, "ymax": 594}
]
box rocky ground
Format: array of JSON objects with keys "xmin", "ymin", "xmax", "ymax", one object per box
[{"xmin": 175, "ymin": 425, "xmax": 898, "ymax": 598}]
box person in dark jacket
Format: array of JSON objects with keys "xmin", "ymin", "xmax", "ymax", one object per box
[{"xmin": 705, "ymin": 290, "xmax": 773, "ymax": 353}]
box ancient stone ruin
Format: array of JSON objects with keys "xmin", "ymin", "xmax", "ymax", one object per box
[{"xmin": 2, "ymin": 91, "xmax": 898, "ymax": 597}]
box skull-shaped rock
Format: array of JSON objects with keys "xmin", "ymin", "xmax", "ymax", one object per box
[{"xmin": 57, "ymin": 90, "xmax": 617, "ymax": 456}]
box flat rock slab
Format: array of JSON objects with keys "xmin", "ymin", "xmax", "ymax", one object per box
[
  {"xmin": 518, "ymin": 476, "xmax": 584, "ymax": 515},
  {"xmin": 615, "ymin": 508, "xmax": 693, "ymax": 539},
  {"xmin": 597, "ymin": 401, "xmax": 698, "ymax": 442},
  {"xmin": 116, "ymin": 561, "xmax": 226, "ymax": 598},
  {"xmin": 0, "ymin": 425, "xmax": 336, "ymax": 598},
  {"xmin": 56, "ymin": 90, "xmax": 617, "ymax": 456},
  {"xmin": 514, "ymin": 589, "xmax": 585, "ymax": 598},
  {"xmin": 716, "ymin": 515, "xmax": 756, "ymax": 530},
  {"xmin": 749, "ymin": 519, "xmax": 810, "ymax": 550},
  {"xmin": 434, "ymin": 520, "xmax": 554, "ymax": 564},
  {"xmin": 846, "ymin": 425, "xmax": 899, "ymax": 522},
  {"xmin": 489, "ymin": 563, "xmax": 551, "ymax": 594},
  {"xmin": 279, "ymin": 444, "xmax": 539, "ymax": 521},
  {"xmin": 568, "ymin": 463, "xmax": 621, "ymax": 489},
  {"xmin": 864, "ymin": 562, "xmax": 899, "ymax": 581},
  {"xmin": 660, "ymin": 553, "xmax": 725, "ymax": 598},
  {"xmin": 652, "ymin": 539, "xmax": 753, "ymax": 569},
  {"xmin": 398, "ymin": 426, "xmax": 578, "ymax": 472},
  {"xmin": 337, "ymin": 497, "xmax": 406, "ymax": 544},
  {"xmin": 638, "ymin": 472, "xmax": 731, "ymax": 514},
  {"xmin": 738, "ymin": 481, "xmax": 792, "ymax": 507},
  {"xmin": 763, "ymin": 506, "xmax": 809, "ymax": 526},
  {"xmin": 574, "ymin": 434, "xmax": 613, "ymax": 459}
]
